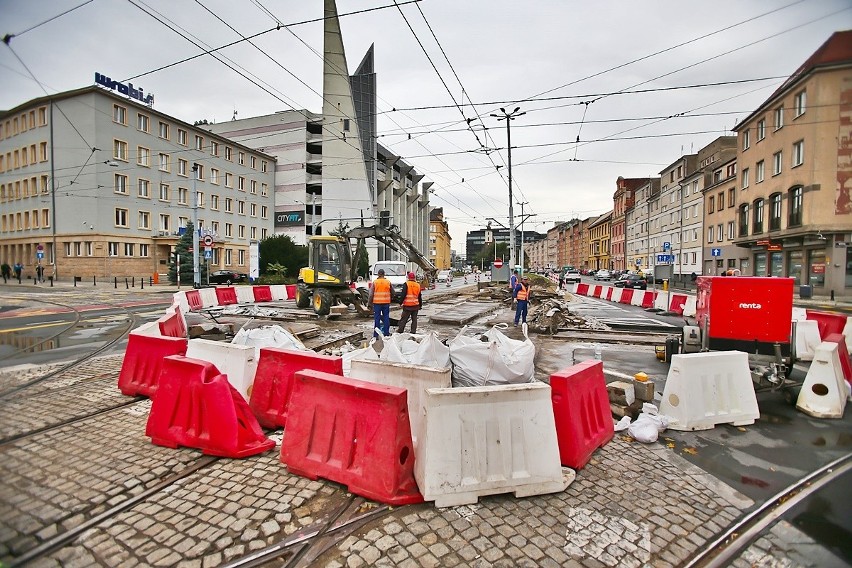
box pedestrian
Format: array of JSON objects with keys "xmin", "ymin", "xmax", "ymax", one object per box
[
  {"xmin": 513, "ymin": 275, "xmax": 531, "ymax": 327},
  {"xmin": 36, "ymin": 264, "xmax": 44, "ymax": 283},
  {"xmin": 510, "ymin": 269, "xmax": 519, "ymax": 291},
  {"xmin": 396, "ymin": 271, "xmax": 422, "ymax": 334},
  {"xmin": 368, "ymin": 268, "xmax": 392, "ymax": 337},
  {"xmin": 13, "ymin": 262, "xmax": 23, "ymax": 283},
  {"xmin": 1, "ymin": 262, "xmax": 10, "ymax": 283}
]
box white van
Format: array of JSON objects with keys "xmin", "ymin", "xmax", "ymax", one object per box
[{"xmin": 370, "ymin": 261, "xmax": 409, "ymax": 301}]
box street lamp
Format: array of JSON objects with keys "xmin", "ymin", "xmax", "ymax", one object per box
[
  {"xmin": 490, "ymin": 107, "xmax": 525, "ymax": 271},
  {"xmin": 191, "ymin": 163, "xmax": 200, "ymax": 288}
]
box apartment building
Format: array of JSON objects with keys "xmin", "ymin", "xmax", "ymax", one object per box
[
  {"xmin": 649, "ymin": 154, "xmax": 698, "ymax": 282},
  {"xmin": 732, "ymin": 30, "xmax": 852, "ymax": 295},
  {"xmin": 611, "ymin": 177, "xmax": 643, "ymax": 272},
  {"xmin": 429, "ymin": 207, "xmax": 452, "ymax": 269},
  {"xmin": 0, "ymin": 86, "xmax": 275, "ymax": 280},
  {"xmin": 625, "ymin": 178, "xmax": 660, "ymax": 272},
  {"xmin": 587, "ymin": 212, "xmax": 612, "ymax": 271}
]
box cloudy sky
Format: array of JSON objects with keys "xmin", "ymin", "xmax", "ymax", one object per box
[{"xmin": 2, "ymin": 0, "xmax": 850, "ymax": 250}]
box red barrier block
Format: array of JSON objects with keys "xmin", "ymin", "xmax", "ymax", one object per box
[
  {"xmin": 825, "ymin": 333, "xmax": 852, "ymax": 389},
  {"xmin": 619, "ymin": 289, "xmax": 634, "ymax": 304},
  {"xmin": 285, "ymin": 284, "xmax": 296, "ymax": 300},
  {"xmin": 185, "ymin": 290, "xmax": 203, "ymax": 311},
  {"xmin": 591, "ymin": 285, "xmax": 602, "ymax": 298},
  {"xmin": 281, "ymin": 370, "xmax": 423, "ymax": 505},
  {"xmin": 253, "ymin": 285, "xmax": 273, "ymax": 303},
  {"xmin": 249, "ymin": 348, "xmax": 343, "ymax": 429},
  {"xmin": 550, "ymin": 360, "xmax": 614, "ymax": 470},
  {"xmin": 668, "ymin": 294, "xmax": 688, "ymax": 315},
  {"xmin": 605, "ymin": 287, "xmax": 614, "ymax": 300},
  {"xmin": 157, "ymin": 308, "xmax": 186, "ymax": 338},
  {"xmin": 146, "ymin": 356, "xmax": 275, "ymax": 458},
  {"xmin": 216, "ymin": 286, "xmax": 238, "ymax": 306},
  {"xmin": 118, "ymin": 334, "xmax": 188, "ymax": 397},
  {"xmin": 806, "ymin": 310, "xmax": 847, "ymax": 340},
  {"xmin": 575, "ymin": 283, "xmax": 589, "ymax": 296},
  {"xmin": 641, "ymin": 291, "xmax": 656, "ymax": 308}
]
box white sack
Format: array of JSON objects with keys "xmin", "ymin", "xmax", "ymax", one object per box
[
  {"xmin": 342, "ymin": 332, "xmax": 408, "ymax": 376},
  {"xmin": 390, "ymin": 332, "xmax": 451, "ymax": 369},
  {"xmin": 448, "ymin": 326, "xmax": 536, "ymax": 387},
  {"xmin": 231, "ymin": 325, "xmax": 307, "ymax": 358}
]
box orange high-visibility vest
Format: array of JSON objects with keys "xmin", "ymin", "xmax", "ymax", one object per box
[
  {"xmin": 402, "ymin": 281, "xmax": 421, "ymax": 307},
  {"xmin": 516, "ymin": 284, "xmax": 529, "ymax": 301},
  {"xmin": 372, "ymin": 277, "xmax": 392, "ymax": 304}
]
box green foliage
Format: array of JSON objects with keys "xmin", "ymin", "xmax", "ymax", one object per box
[
  {"xmin": 167, "ymin": 222, "xmax": 207, "ymax": 285},
  {"xmin": 473, "ymin": 242, "xmax": 509, "ymax": 266},
  {"xmin": 255, "ymin": 274, "xmax": 287, "ymax": 285},
  {"xmin": 328, "ymin": 220, "xmax": 350, "ymax": 237},
  {"xmin": 355, "ymin": 240, "xmax": 369, "ymax": 279},
  {"xmin": 258, "ymin": 234, "xmax": 307, "ymax": 277},
  {"xmin": 266, "ymin": 262, "xmax": 286, "ymax": 276}
]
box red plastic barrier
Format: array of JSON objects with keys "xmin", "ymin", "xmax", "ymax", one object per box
[
  {"xmin": 285, "ymin": 284, "xmax": 296, "ymax": 300},
  {"xmin": 668, "ymin": 294, "xmax": 688, "ymax": 315},
  {"xmin": 550, "ymin": 360, "xmax": 613, "ymax": 470},
  {"xmin": 575, "ymin": 283, "xmax": 589, "ymax": 295},
  {"xmin": 806, "ymin": 310, "xmax": 847, "ymax": 340},
  {"xmin": 185, "ymin": 290, "xmax": 203, "ymax": 311},
  {"xmin": 281, "ymin": 369, "xmax": 423, "ymax": 505},
  {"xmin": 146, "ymin": 356, "xmax": 275, "ymax": 458},
  {"xmin": 249, "ymin": 348, "xmax": 343, "ymax": 429},
  {"xmin": 825, "ymin": 333, "xmax": 852, "ymax": 389},
  {"xmin": 591, "ymin": 285, "xmax": 602, "ymax": 298},
  {"xmin": 157, "ymin": 308, "xmax": 186, "ymax": 338},
  {"xmin": 253, "ymin": 285, "xmax": 273, "ymax": 303},
  {"xmin": 118, "ymin": 334, "xmax": 188, "ymax": 397},
  {"xmin": 641, "ymin": 291, "xmax": 656, "ymax": 308},
  {"xmin": 216, "ymin": 286, "xmax": 238, "ymax": 306},
  {"xmin": 619, "ymin": 289, "xmax": 634, "ymax": 304}
]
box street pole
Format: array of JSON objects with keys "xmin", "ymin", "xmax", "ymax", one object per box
[
  {"xmin": 192, "ymin": 164, "xmax": 200, "ymax": 288},
  {"xmin": 491, "ymin": 107, "xmax": 525, "ymax": 271},
  {"xmin": 518, "ymin": 201, "xmax": 528, "ymax": 275}
]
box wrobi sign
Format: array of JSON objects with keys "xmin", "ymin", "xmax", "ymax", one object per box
[{"xmin": 95, "ymin": 72, "xmax": 154, "ymax": 106}]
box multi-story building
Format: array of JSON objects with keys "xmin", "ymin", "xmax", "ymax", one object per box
[
  {"xmin": 429, "ymin": 207, "xmax": 451, "ymax": 269},
  {"xmin": 649, "ymin": 154, "xmax": 698, "ymax": 282},
  {"xmin": 524, "ymin": 223, "xmax": 559, "ymax": 271},
  {"xmin": 611, "ymin": 177, "xmax": 643, "ymax": 272},
  {"xmin": 587, "ymin": 212, "xmax": 612, "ymax": 271},
  {"xmin": 732, "ymin": 30, "xmax": 852, "ymax": 295},
  {"xmin": 0, "ymin": 86, "xmax": 275, "ymax": 280},
  {"xmin": 625, "ymin": 177, "xmax": 660, "ymax": 272}
]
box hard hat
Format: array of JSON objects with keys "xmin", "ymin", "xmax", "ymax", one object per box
[{"xmin": 408, "ymin": 272, "xmax": 416, "ymax": 280}]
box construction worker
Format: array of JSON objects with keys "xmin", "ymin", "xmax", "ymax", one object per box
[
  {"xmin": 510, "ymin": 269, "xmax": 519, "ymax": 291},
  {"xmin": 396, "ymin": 272, "xmax": 423, "ymax": 334},
  {"xmin": 513, "ymin": 275, "xmax": 531, "ymax": 327},
  {"xmin": 368, "ymin": 268, "xmax": 392, "ymax": 337}
]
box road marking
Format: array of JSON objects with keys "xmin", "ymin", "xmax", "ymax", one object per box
[{"xmin": 0, "ymin": 321, "xmax": 72, "ymax": 334}]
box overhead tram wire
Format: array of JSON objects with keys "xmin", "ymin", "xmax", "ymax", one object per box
[{"xmin": 5, "ymin": 0, "xmax": 94, "ymax": 39}]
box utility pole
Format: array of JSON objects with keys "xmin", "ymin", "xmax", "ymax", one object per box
[
  {"xmin": 491, "ymin": 107, "xmax": 525, "ymax": 271},
  {"xmin": 192, "ymin": 163, "xmax": 200, "ymax": 288},
  {"xmin": 516, "ymin": 201, "xmax": 535, "ymax": 275}
]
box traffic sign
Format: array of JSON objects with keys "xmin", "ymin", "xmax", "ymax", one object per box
[
  {"xmin": 663, "ymin": 242, "xmax": 671, "ymax": 251},
  {"xmin": 657, "ymin": 254, "xmax": 674, "ymax": 263},
  {"xmin": 493, "ymin": 259, "xmax": 504, "ymax": 268},
  {"xmin": 204, "ymin": 250, "xmax": 212, "ymax": 259},
  {"xmin": 36, "ymin": 244, "xmax": 44, "ymax": 252},
  {"xmin": 203, "ymin": 235, "xmax": 214, "ymax": 247},
  {"xmin": 711, "ymin": 248, "xmax": 722, "ymax": 257},
  {"xmin": 635, "ymin": 259, "xmax": 642, "ymax": 265},
  {"xmin": 36, "ymin": 252, "xmax": 44, "ymax": 259}
]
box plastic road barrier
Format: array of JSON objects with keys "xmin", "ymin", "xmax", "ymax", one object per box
[
  {"xmin": 146, "ymin": 356, "xmax": 275, "ymax": 458},
  {"xmin": 118, "ymin": 334, "xmax": 188, "ymax": 397},
  {"xmin": 280, "ymin": 369, "xmax": 423, "ymax": 505},
  {"xmin": 591, "ymin": 285, "xmax": 603, "ymax": 298},
  {"xmin": 285, "ymin": 284, "xmax": 297, "ymax": 299},
  {"xmin": 824, "ymin": 334, "xmax": 852, "ymax": 393},
  {"xmin": 157, "ymin": 307, "xmax": 186, "ymax": 338},
  {"xmin": 199, "ymin": 287, "xmax": 218, "ymax": 308},
  {"xmin": 235, "ymin": 286, "xmax": 255, "ymax": 305},
  {"xmin": 795, "ymin": 320, "xmax": 823, "ymax": 362},
  {"xmin": 414, "ymin": 382, "xmax": 572, "ymax": 507},
  {"xmin": 682, "ymin": 296, "xmax": 697, "ymax": 317},
  {"xmin": 550, "ymin": 360, "xmax": 614, "ymax": 469},
  {"xmin": 185, "ymin": 290, "xmax": 203, "ymax": 311},
  {"xmin": 130, "ymin": 321, "xmax": 162, "ymax": 337},
  {"xmin": 660, "ymin": 351, "xmax": 760, "ymax": 431},
  {"xmin": 172, "ymin": 291, "xmax": 190, "ymax": 315},
  {"xmin": 215, "ymin": 286, "xmax": 238, "ymax": 306},
  {"xmin": 185, "ymin": 339, "xmax": 258, "ymax": 402},
  {"xmin": 796, "ymin": 341, "xmax": 849, "ymax": 418},
  {"xmin": 269, "ymin": 285, "xmax": 287, "ymax": 300},
  {"xmin": 806, "ymin": 310, "xmax": 847, "ymax": 340},
  {"xmin": 604, "ymin": 287, "xmax": 614, "ymax": 301},
  {"xmin": 609, "ymin": 287, "xmax": 622, "ymax": 303},
  {"xmin": 619, "ymin": 289, "xmax": 634, "ymax": 304},
  {"xmin": 575, "ymin": 283, "xmax": 589, "ymax": 296},
  {"xmin": 253, "ymin": 285, "xmax": 273, "ymax": 303},
  {"xmin": 249, "ymin": 348, "xmax": 343, "ymax": 429},
  {"xmin": 668, "ymin": 294, "xmax": 688, "ymax": 315},
  {"xmin": 349, "ymin": 358, "xmax": 451, "ymax": 448},
  {"xmin": 653, "ymin": 293, "xmax": 668, "ymax": 311}
]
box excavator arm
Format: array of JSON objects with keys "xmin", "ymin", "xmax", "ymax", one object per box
[{"xmin": 346, "ymin": 225, "xmax": 438, "ymax": 283}]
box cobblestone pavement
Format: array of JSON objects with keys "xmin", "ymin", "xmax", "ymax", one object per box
[{"xmin": 731, "ymin": 520, "xmax": 849, "ymax": 568}]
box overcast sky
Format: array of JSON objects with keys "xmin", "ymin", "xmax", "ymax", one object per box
[{"xmin": 2, "ymin": 0, "xmax": 851, "ymax": 251}]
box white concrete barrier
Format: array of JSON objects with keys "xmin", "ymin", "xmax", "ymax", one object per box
[
  {"xmin": 236, "ymin": 286, "xmax": 255, "ymax": 305},
  {"xmin": 659, "ymin": 351, "xmax": 759, "ymax": 431},
  {"xmin": 683, "ymin": 296, "xmax": 697, "ymax": 317},
  {"xmin": 791, "ymin": 307, "xmax": 808, "ymax": 322},
  {"xmin": 172, "ymin": 291, "xmax": 190, "ymax": 316},
  {"xmin": 795, "ymin": 320, "xmax": 822, "ymax": 362},
  {"xmin": 131, "ymin": 321, "xmax": 162, "ymax": 337},
  {"xmin": 607, "ymin": 287, "xmax": 621, "ymax": 303},
  {"xmin": 270, "ymin": 284, "xmax": 287, "ymax": 301},
  {"xmin": 796, "ymin": 342, "xmax": 848, "ymax": 419},
  {"xmin": 414, "ymin": 382, "xmax": 573, "ymax": 507},
  {"xmin": 630, "ymin": 290, "xmax": 646, "ymax": 307},
  {"xmin": 653, "ymin": 293, "xmax": 668, "ymax": 311},
  {"xmin": 199, "ymin": 287, "xmax": 218, "ymax": 308},
  {"xmin": 185, "ymin": 339, "xmax": 258, "ymax": 401},
  {"xmin": 348, "ymin": 359, "xmax": 451, "ymax": 448}
]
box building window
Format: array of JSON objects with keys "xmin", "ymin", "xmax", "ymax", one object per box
[
  {"xmin": 250, "ymin": 156, "xmax": 257, "ymax": 169},
  {"xmin": 211, "ymin": 195, "xmax": 219, "ymax": 210},
  {"xmin": 114, "ymin": 174, "xmax": 128, "ymax": 194},
  {"xmin": 140, "ymin": 244, "xmax": 149, "ymax": 257},
  {"xmin": 707, "ymin": 227, "xmax": 714, "ymax": 243},
  {"xmin": 717, "ymin": 191, "xmax": 725, "ymax": 210},
  {"xmin": 728, "ymin": 188, "xmax": 735, "ymax": 207},
  {"xmin": 159, "ymin": 153, "xmax": 170, "ymax": 171},
  {"xmin": 774, "ymin": 106, "xmax": 783, "ymax": 130},
  {"xmin": 225, "ymin": 147, "xmax": 232, "ymax": 161},
  {"xmin": 742, "ymin": 129, "xmax": 750, "ymax": 150},
  {"xmin": 139, "ymin": 211, "xmax": 150, "ymax": 229},
  {"xmin": 238, "ymin": 225, "xmax": 245, "ymax": 238},
  {"xmin": 86, "ymin": 241, "xmax": 93, "ymax": 256},
  {"xmin": 261, "ymin": 206, "xmax": 268, "ymax": 219},
  {"xmin": 158, "ymin": 122, "xmax": 169, "ymax": 139},
  {"xmin": 225, "ymin": 248, "xmax": 233, "ymax": 265},
  {"xmin": 717, "ymin": 224, "xmax": 723, "ymax": 242},
  {"xmin": 708, "ymin": 196, "xmax": 715, "ymax": 213},
  {"xmin": 178, "ymin": 187, "xmax": 188, "ymax": 204},
  {"xmin": 238, "ymin": 201, "xmax": 245, "ymax": 215},
  {"xmin": 137, "ymin": 146, "xmax": 150, "ymax": 167},
  {"xmin": 794, "ymin": 90, "xmax": 806, "ymax": 117},
  {"xmin": 772, "ymin": 151, "xmax": 782, "ymax": 176},
  {"xmin": 225, "ymin": 223, "xmax": 233, "ymax": 237},
  {"xmin": 195, "ymin": 164, "xmax": 204, "ymax": 180},
  {"xmin": 114, "ymin": 139, "xmax": 128, "ymax": 161},
  {"xmin": 788, "ymin": 186, "xmax": 803, "ymax": 227},
  {"xmin": 238, "ymin": 249, "xmax": 245, "ymax": 265},
  {"xmin": 225, "ymin": 173, "xmax": 233, "ymax": 187},
  {"xmin": 137, "ymin": 113, "xmax": 149, "ymax": 133},
  {"xmin": 757, "ymin": 118, "xmax": 765, "ymax": 141},
  {"xmin": 108, "ymin": 242, "xmax": 119, "ymax": 256},
  {"xmin": 178, "ymin": 159, "xmax": 187, "ymax": 176},
  {"xmin": 238, "ymin": 177, "xmax": 245, "ymax": 191},
  {"xmin": 752, "ymin": 199, "xmax": 764, "ymax": 234},
  {"xmin": 196, "ymin": 192, "xmax": 204, "ymax": 208},
  {"xmin": 137, "ymin": 178, "xmax": 150, "ymax": 198},
  {"xmin": 739, "ymin": 204, "xmax": 749, "ymax": 237},
  {"xmin": 115, "ymin": 208, "xmax": 128, "ymax": 227},
  {"xmin": 159, "ymin": 214, "xmax": 170, "ymax": 232},
  {"xmin": 225, "ymin": 198, "xmax": 233, "ymax": 213},
  {"xmin": 756, "ymin": 160, "xmax": 764, "ymax": 183},
  {"xmin": 727, "ymin": 221, "xmax": 735, "ymax": 240},
  {"xmin": 113, "ymin": 105, "xmax": 127, "ymax": 125},
  {"xmin": 195, "ymin": 135, "xmax": 204, "ymax": 151},
  {"xmin": 250, "ymin": 180, "xmax": 257, "ymax": 194},
  {"xmin": 261, "ymin": 183, "xmax": 268, "ymax": 197},
  {"xmin": 38, "ymin": 107, "xmax": 47, "ymax": 126},
  {"xmin": 238, "ymin": 152, "xmax": 245, "ymax": 165},
  {"xmin": 792, "ymin": 140, "xmax": 804, "ymax": 168},
  {"xmin": 769, "ymin": 193, "xmax": 782, "ymax": 230},
  {"xmin": 177, "ymin": 129, "xmax": 187, "ymax": 145},
  {"xmin": 251, "ymin": 226, "xmax": 257, "ymax": 239},
  {"xmin": 210, "ymin": 141, "xmax": 219, "ymax": 156},
  {"xmin": 741, "ymin": 167, "xmax": 749, "ymax": 189},
  {"xmin": 250, "ymin": 203, "xmax": 257, "ymax": 217},
  {"xmin": 261, "ymin": 160, "xmax": 267, "ymax": 173},
  {"xmin": 124, "ymin": 243, "xmax": 135, "ymax": 256}
]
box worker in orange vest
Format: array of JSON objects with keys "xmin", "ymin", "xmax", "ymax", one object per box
[
  {"xmin": 396, "ymin": 272, "xmax": 423, "ymax": 334},
  {"xmin": 368, "ymin": 268, "xmax": 392, "ymax": 337},
  {"xmin": 513, "ymin": 276, "xmax": 531, "ymax": 327}
]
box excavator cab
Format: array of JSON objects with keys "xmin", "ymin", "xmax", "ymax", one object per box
[{"xmin": 297, "ymin": 236, "xmax": 367, "ymax": 316}]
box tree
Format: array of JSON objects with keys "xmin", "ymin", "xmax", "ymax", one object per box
[
  {"xmin": 168, "ymin": 222, "xmax": 207, "ymax": 285},
  {"xmin": 258, "ymin": 235, "xmax": 307, "ymax": 277},
  {"xmin": 473, "ymin": 242, "xmax": 509, "ymax": 267}
]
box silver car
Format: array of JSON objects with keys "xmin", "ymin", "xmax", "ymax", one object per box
[{"xmin": 594, "ymin": 269, "xmax": 612, "ymax": 281}]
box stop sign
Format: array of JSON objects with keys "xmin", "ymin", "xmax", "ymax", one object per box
[{"xmin": 493, "ymin": 259, "xmax": 504, "ymax": 268}]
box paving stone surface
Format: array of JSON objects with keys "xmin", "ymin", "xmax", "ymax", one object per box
[
  {"xmin": 0, "ymin": 354, "xmax": 124, "ymax": 397},
  {"xmin": 730, "ymin": 519, "xmax": 849, "ymax": 568}
]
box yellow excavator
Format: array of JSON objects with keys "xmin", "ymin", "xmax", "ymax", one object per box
[{"xmin": 296, "ymin": 225, "xmax": 438, "ymax": 316}]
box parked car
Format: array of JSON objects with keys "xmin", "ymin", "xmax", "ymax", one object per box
[
  {"xmin": 563, "ymin": 269, "xmax": 582, "ymax": 284},
  {"xmin": 593, "ymin": 269, "xmax": 611, "ymax": 281},
  {"xmin": 436, "ymin": 270, "xmax": 451, "ymax": 283},
  {"xmin": 613, "ymin": 274, "xmax": 647, "ymax": 290},
  {"xmin": 209, "ymin": 270, "xmax": 248, "ymax": 285}
]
